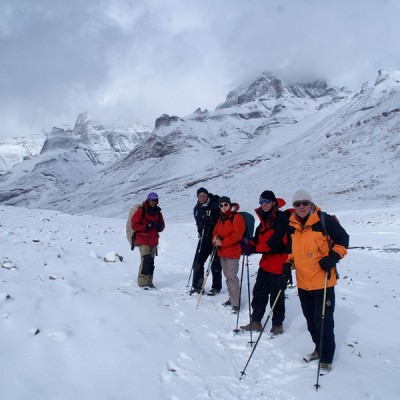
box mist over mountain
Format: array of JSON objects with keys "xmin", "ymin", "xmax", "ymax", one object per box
[
  {"xmin": 0, "ymin": 70, "xmax": 398, "ymax": 218},
  {"xmin": 0, "ymin": 134, "xmax": 45, "ymax": 172}
]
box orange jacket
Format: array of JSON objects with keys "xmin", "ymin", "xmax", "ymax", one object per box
[
  {"xmin": 213, "ymin": 203, "xmax": 245, "ymax": 259},
  {"xmin": 288, "ymin": 206, "xmax": 348, "ymax": 290}
]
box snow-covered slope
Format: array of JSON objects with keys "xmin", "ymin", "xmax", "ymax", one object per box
[
  {"xmin": 0, "ymin": 204, "xmax": 399, "ymax": 399},
  {"xmin": 0, "ymin": 70, "xmax": 398, "ymax": 219}
]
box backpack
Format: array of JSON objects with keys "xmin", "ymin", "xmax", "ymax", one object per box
[
  {"xmin": 126, "ymin": 203, "xmax": 144, "ymax": 250},
  {"xmin": 236, "ymin": 211, "xmax": 255, "ymax": 240}
]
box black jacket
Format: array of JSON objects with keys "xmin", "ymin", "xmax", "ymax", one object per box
[{"xmin": 193, "ymin": 193, "xmax": 220, "ymax": 238}]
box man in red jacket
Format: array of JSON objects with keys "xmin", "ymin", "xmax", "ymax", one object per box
[
  {"xmin": 131, "ymin": 192, "xmax": 165, "ymax": 288},
  {"xmin": 240, "ymin": 190, "xmax": 291, "ymax": 334}
]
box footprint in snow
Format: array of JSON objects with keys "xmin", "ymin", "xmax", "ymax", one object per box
[{"xmin": 47, "ymin": 330, "xmax": 73, "ymax": 341}]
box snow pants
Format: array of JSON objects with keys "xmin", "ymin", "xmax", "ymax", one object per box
[
  {"xmin": 220, "ymin": 257, "xmax": 240, "ymax": 308},
  {"xmin": 138, "ymin": 245, "xmax": 157, "ymax": 287},
  {"xmin": 191, "ymin": 239, "xmax": 222, "ymax": 291},
  {"xmin": 251, "ymin": 268, "xmax": 285, "ymax": 326},
  {"xmin": 298, "ymin": 286, "xmax": 336, "ymax": 364}
]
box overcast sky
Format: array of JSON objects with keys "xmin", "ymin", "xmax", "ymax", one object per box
[{"xmin": 1, "ymin": 0, "xmax": 400, "ymax": 137}]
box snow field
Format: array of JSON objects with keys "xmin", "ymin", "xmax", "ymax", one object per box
[{"xmin": 0, "ymin": 205, "xmax": 399, "ymax": 400}]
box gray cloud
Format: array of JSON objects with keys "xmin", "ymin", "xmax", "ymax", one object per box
[{"xmin": 1, "ymin": 0, "xmax": 400, "ymax": 137}]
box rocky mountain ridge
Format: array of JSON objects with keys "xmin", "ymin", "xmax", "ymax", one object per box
[{"xmin": 0, "ymin": 70, "xmax": 398, "ymax": 218}]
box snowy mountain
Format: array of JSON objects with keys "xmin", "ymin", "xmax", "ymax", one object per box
[
  {"xmin": 0, "ymin": 134, "xmax": 45, "ymax": 172},
  {"xmin": 0, "ymin": 70, "xmax": 399, "ymax": 220},
  {"xmin": 0, "ymin": 112, "xmax": 149, "ymax": 207},
  {"xmin": 41, "ymin": 111, "xmax": 149, "ymax": 165},
  {"xmin": 1, "ymin": 70, "xmax": 399, "ymax": 400}
]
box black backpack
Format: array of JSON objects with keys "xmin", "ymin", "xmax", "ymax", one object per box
[{"xmin": 235, "ymin": 211, "xmax": 255, "ymax": 240}]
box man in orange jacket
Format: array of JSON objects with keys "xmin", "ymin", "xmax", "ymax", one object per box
[{"xmin": 287, "ymin": 189, "xmax": 349, "ymax": 372}]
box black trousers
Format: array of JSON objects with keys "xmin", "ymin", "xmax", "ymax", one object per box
[
  {"xmin": 251, "ymin": 268, "xmax": 285, "ymax": 326},
  {"xmin": 298, "ymin": 286, "xmax": 336, "ymax": 364},
  {"xmin": 192, "ymin": 239, "xmax": 222, "ymax": 291}
]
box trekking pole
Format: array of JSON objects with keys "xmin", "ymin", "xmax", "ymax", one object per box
[
  {"xmin": 233, "ymin": 254, "xmax": 246, "ymax": 333},
  {"xmin": 245, "ymin": 255, "xmax": 254, "ymax": 346},
  {"xmin": 314, "ymin": 272, "xmax": 329, "ymax": 391},
  {"xmin": 187, "ymin": 228, "xmax": 205, "ymax": 287},
  {"xmin": 239, "ymin": 289, "xmax": 283, "ymax": 379},
  {"xmin": 196, "ymin": 247, "xmax": 217, "ymax": 309}
]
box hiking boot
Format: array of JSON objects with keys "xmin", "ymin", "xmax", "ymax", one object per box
[
  {"xmin": 189, "ymin": 288, "xmax": 203, "ymax": 295},
  {"xmin": 232, "ymin": 306, "xmax": 240, "ymax": 314},
  {"xmin": 207, "ymin": 288, "xmax": 221, "ymax": 296},
  {"xmin": 320, "ymin": 363, "xmax": 332, "ymax": 372},
  {"xmin": 222, "ymin": 299, "xmax": 231, "ymax": 307},
  {"xmin": 240, "ymin": 321, "xmax": 262, "ymax": 332},
  {"xmin": 270, "ymin": 325, "xmax": 284, "ymax": 335},
  {"xmin": 303, "ymin": 350, "xmax": 319, "ymax": 363},
  {"xmin": 148, "ymin": 276, "xmax": 155, "ymax": 288}
]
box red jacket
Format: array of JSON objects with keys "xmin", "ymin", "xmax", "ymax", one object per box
[
  {"xmin": 131, "ymin": 201, "xmax": 165, "ymax": 248},
  {"xmin": 252, "ymin": 198, "xmax": 289, "ymax": 274},
  {"xmin": 213, "ymin": 203, "xmax": 245, "ymax": 259}
]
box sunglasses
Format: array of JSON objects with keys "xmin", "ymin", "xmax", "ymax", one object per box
[
  {"xmin": 293, "ymin": 201, "xmax": 311, "ymax": 207},
  {"xmin": 149, "ymin": 198, "xmax": 159, "ymax": 203},
  {"xmin": 219, "ymin": 203, "xmax": 230, "ymax": 208},
  {"xmin": 259, "ymin": 199, "xmax": 272, "ymax": 205}
]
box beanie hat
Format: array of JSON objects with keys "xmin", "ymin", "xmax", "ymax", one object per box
[
  {"xmin": 197, "ymin": 187, "xmax": 208, "ymax": 196},
  {"xmin": 147, "ymin": 192, "xmax": 159, "ymax": 200},
  {"xmin": 292, "ymin": 189, "xmax": 313, "ymax": 205},
  {"xmin": 219, "ymin": 196, "xmax": 231, "ymax": 205},
  {"xmin": 259, "ymin": 190, "xmax": 277, "ymax": 203}
]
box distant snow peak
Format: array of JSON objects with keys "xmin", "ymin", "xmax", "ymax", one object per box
[
  {"xmin": 73, "ymin": 111, "xmax": 90, "ymax": 134},
  {"xmin": 375, "ymin": 69, "xmax": 400, "ymax": 86},
  {"xmin": 217, "ymin": 72, "xmax": 336, "ymax": 110},
  {"xmin": 155, "ymin": 114, "xmax": 184, "ymax": 129},
  {"xmin": 41, "ymin": 111, "xmax": 149, "ymax": 164}
]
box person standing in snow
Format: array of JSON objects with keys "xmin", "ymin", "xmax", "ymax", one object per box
[
  {"xmin": 131, "ymin": 192, "xmax": 165, "ymax": 289},
  {"xmin": 287, "ymin": 189, "xmax": 349, "ymax": 372},
  {"xmin": 212, "ymin": 196, "xmax": 245, "ymax": 313},
  {"xmin": 190, "ymin": 187, "xmax": 222, "ymax": 296},
  {"xmin": 239, "ymin": 190, "xmax": 291, "ymax": 335}
]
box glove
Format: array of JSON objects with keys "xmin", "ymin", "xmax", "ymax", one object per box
[
  {"xmin": 319, "ymin": 256, "xmax": 336, "ymax": 271},
  {"xmin": 240, "ymin": 238, "xmax": 255, "ymax": 256},
  {"xmin": 329, "ymin": 250, "xmax": 341, "ymax": 262},
  {"xmin": 156, "ymin": 219, "xmax": 164, "ymax": 231},
  {"xmin": 145, "ymin": 222, "xmax": 155, "ymax": 230},
  {"xmin": 282, "ymin": 262, "xmax": 293, "ymax": 286}
]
